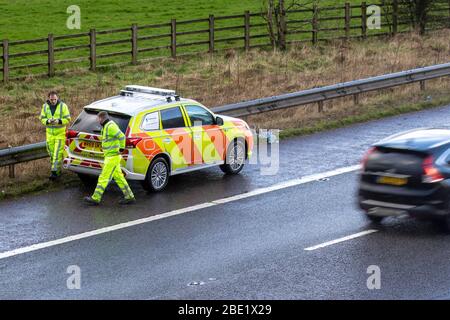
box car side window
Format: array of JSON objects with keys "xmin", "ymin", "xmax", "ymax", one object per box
[
  {"xmin": 445, "ymin": 152, "xmax": 450, "ymax": 165},
  {"xmin": 185, "ymin": 105, "xmax": 215, "ymax": 126},
  {"xmin": 160, "ymin": 106, "xmax": 186, "ymax": 129},
  {"xmin": 141, "ymin": 112, "xmax": 160, "ymax": 131}
]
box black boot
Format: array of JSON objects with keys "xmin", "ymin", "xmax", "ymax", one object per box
[
  {"xmin": 84, "ymin": 196, "xmax": 100, "ymax": 206},
  {"xmin": 119, "ymin": 197, "xmax": 136, "ymax": 205},
  {"xmin": 49, "ymin": 171, "xmax": 58, "ymax": 181}
]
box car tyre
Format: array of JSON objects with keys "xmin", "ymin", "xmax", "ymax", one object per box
[
  {"xmin": 77, "ymin": 173, "xmax": 97, "ymax": 188},
  {"xmin": 141, "ymin": 157, "xmax": 170, "ymax": 192},
  {"xmin": 435, "ymin": 214, "xmax": 450, "ymax": 234},
  {"xmin": 220, "ymin": 139, "xmax": 246, "ymax": 175},
  {"xmin": 365, "ymin": 213, "xmax": 384, "ymax": 224}
]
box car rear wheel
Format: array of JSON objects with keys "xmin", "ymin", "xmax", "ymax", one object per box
[
  {"xmin": 365, "ymin": 213, "xmax": 384, "ymax": 224},
  {"xmin": 220, "ymin": 139, "xmax": 245, "ymax": 175},
  {"xmin": 436, "ymin": 212, "xmax": 450, "ymax": 233},
  {"xmin": 141, "ymin": 157, "xmax": 170, "ymax": 192},
  {"xmin": 77, "ymin": 173, "xmax": 97, "ymax": 188}
]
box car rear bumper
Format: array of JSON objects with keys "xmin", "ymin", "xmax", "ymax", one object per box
[
  {"xmin": 359, "ymin": 198, "xmax": 447, "ymax": 219},
  {"xmin": 358, "ymin": 180, "xmax": 450, "ymax": 219},
  {"xmin": 63, "ymin": 157, "xmax": 145, "ymax": 181}
]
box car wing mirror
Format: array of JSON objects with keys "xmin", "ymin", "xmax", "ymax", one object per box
[{"xmin": 216, "ymin": 116, "xmax": 224, "ymax": 126}]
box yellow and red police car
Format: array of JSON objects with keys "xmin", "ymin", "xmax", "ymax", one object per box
[{"xmin": 63, "ymin": 85, "xmax": 254, "ymax": 191}]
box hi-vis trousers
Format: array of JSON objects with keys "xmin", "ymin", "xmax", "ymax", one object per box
[
  {"xmin": 46, "ymin": 136, "xmax": 65, "ymax": 175},
  {"xmin": 91, "ymin": 155, "xmax": 135, "ymax": 202}
]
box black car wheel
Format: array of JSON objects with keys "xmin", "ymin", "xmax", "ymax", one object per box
[
  {"xmin": 365, "ymin": 213, "xmax": 384, "ymax": 224},
  {"xmin": 77, "ymin": 173, "xmax": 97, "ymax": 188},
  {"xmin": 220, "ymin": 139, "xmax": 246, "ymax": 175},
  {"xmin": 141, "ymin": 157, "xmax": 170, "ymax": 192},
  {"xmin": 436, "ymin": 211, "xmax": 450, "ymax": 233}
]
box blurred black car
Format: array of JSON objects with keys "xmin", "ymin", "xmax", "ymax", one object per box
[{"xmin": 358, "ymin": 128, "xmax": 450, "ymax": 231}]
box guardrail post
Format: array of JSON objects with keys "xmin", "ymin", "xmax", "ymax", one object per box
[
  {"xmin": 9, "ymin": 164, "xmax": 14, "ymax": 178},
  {"xmin": 420, "ymin": 80, "xmax": 426, "ymax": 91},
  {"xmin": 244, "ymin": 11, "xmax": 250, "ymax": 52},
  {"xmin": 345, "ymin": 2, "xmax": 351, "ymax": 40},
  {"xmin": 353, "ymin": 93, "xmax": 359, "ymax": 105},
  {"xmin": 171, "ymin": 19, "xmax": 177, "ymax": 58},
  {"xmin": 392, "ymin": 0, "xmax": 398, "ymax": 35},
  {"xmin": 361, "ymin": 2, "xmax": 367, "ymax": 39},
  {"xmin": 318, "ymin": 100, "xmax": 324, "ymax": 113},
  {"xmin": 312, "ymin": 5, "xmax": 318, "ymax": 45},
  {"xmin": 131, "ymin": 24, "xmax": 138, "ymax": 65},
  {"xmin": 48, "ymin": 33, "xmax": 54, "ymax": 77},
  {"xmin": 89, "ymin": 29, "xmax": 96, "ymax": 71},
  {"xmin": 209, "ymin": 15, "xmax": 215, "ymax": 53},
  {"xmin": 2, "ymin": 39, "xmax": 8, "ymax": 83}
]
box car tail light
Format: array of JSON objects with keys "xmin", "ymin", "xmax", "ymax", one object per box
[
  {"xmin": 361, "ymin": 147, "xmax": 377, "ymax": 170},
  {"xmin": 126, "ymin": 137, "xmax": 142, "ymax": 148},
  {"xmin": 67, "ymin": 130, "xmax": 79, "ymax": 139},
  {"xmin": 422, "ymin": 155, "xmax": 444, "ymax": 183}
]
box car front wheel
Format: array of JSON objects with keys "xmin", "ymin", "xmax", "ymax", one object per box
[{"xmin": 220, "ymin": 139, "xmax": 246, "ymax": 175}]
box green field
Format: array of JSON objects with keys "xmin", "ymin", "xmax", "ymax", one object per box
[
  {"xmin": 0, "ymin": 0, "xmax": 354, "ymax": 40},
  {"xmin": 0, "ymin": 0, "xmax": 384, "ymax": 78},
  {"xmin": 0, "ymin": 0, "xmax": 447, "ymax": 80}
]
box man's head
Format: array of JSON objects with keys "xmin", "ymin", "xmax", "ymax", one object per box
[
  {"xmin": 48, "ymin": 91, "xmax": 58, "ymax": 105},
  {"xmin": 97, "ymin": 111, "xmax": 109, "ymax": 124}
]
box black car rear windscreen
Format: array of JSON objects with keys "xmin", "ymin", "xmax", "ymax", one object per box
[{"xmin": 71, "ymin": 109, "xmax": 131, "ymax": 134}]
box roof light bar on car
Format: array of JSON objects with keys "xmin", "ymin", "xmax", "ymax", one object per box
[{"xmin": 124, "ymin": 85, "xmax": 176, "ymax": 97}]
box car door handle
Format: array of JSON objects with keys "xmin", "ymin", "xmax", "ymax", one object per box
[{"xmin": 163, "ymin": 138, "xmax": 171, "ymax": 143}]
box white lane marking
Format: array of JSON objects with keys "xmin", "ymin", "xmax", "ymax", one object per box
[
  {"xmin": 0, "ymin": 164, "xmax": 361, "ymax": 260},
  {"xmin": 212, "ymin": 165, "xmax": 360, "ymax": 204},
  {"xmin": 0, "ymin": 202, "xmax": 216, "ymax": 260},
  {"xmin": 304, "ymin": 229, "xmax": 378, "ymax": 251}
]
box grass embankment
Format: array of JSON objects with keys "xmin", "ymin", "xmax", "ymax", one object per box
[{"xmin": 1, "ymin": 29, "xmax": 450, "ymax": 199}]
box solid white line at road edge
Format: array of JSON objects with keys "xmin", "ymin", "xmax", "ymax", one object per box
[
  {"xmin": 0, "ymin": 164, "xmax": 361, "ymax": 260},
  {"xmin": 304, "ymin": 229, "xmax": 378, "ymax": 251}
]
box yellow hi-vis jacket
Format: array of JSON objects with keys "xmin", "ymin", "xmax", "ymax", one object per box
[
  {"xmin": 40, "ymin": 101, "xmax": 71, "ymax": 139},
  {"xmin": 101, "ymin": 119, "xmax": 126, "ymax": 157}
]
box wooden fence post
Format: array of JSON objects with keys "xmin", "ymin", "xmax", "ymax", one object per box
[
  {"xmin": 209, "ymin": 15, "xmax": 215, "ymax": 53},
  {"xmin": 48, "ymin": 33, "xmax": 54, "ymax": 77},
  {"xmin": 345, "ymin": 2, "xmax": 351, "ymax": 40},
  {"xmin": 2, "ymin": 39, "xmax": 8, "ymax": 83},
  {"xmin": 171, "ymin": 19, "xmax": 177, "ymax": 58},
  {"xmin": 361, "ymin": 2, "xmax": 367, "ymax": 39},
  {"xmin": 392, "ymin": 0, "xmax": 398, "ymax": 35},
  {"xmin": 89, "ymin": 29, "xmax": 96, "ymax": 71},
  {"xmin": 131, "ymin": 24, "xmax": 138, "ymax": 64},
  {"xmin": 312, "ymin": 5, "xmax": 318, "ymax": 45},
  {"xmin": 244, "ymin": 11, "xmax": 250, "ymax": 52}
]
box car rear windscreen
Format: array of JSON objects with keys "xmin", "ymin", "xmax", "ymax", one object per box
[{"xmin": 71, "ymin": 109, "xmax": 131, "ymax": 134}]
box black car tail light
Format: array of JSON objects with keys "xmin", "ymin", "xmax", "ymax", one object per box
[{"xmin": 422, "ymin": 155, "xmax": 444, "ymax": 183}]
